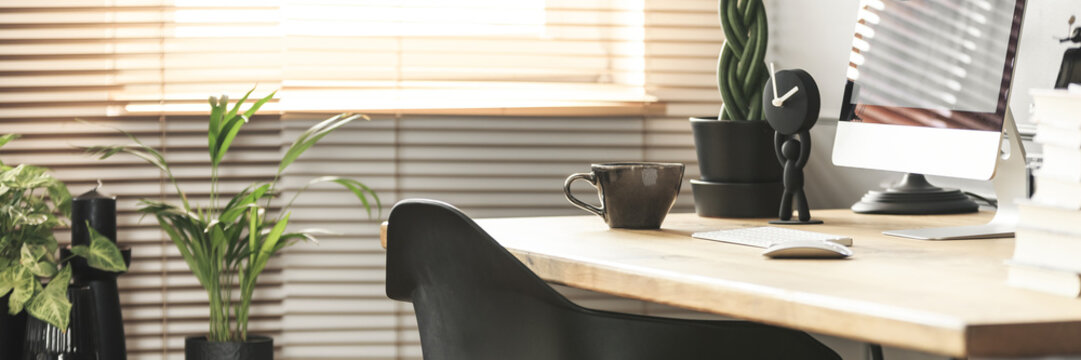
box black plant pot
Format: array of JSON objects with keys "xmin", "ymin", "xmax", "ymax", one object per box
[
  {"xmin": 690, "ymin": 117, "xmax": 783, "ymax": 218},
  {"xmin": 22, "ymin": 284, "xmax": 100, "ymax": 360},
  {"xmin": 0, "ymin": 294, "xmax": 28, "ymax": 360},
  {"xmin": 186, "ymin": 335, "xmax": 274, "ymax": 360}
]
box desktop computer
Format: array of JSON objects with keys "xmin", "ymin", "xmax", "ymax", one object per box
[{"xmin": 832, "ymin": 0, "xmax": 1029, "ymax": 239}]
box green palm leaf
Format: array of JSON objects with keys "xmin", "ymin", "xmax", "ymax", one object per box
[
  {"xmin": 82, "ymin": 87, "xmax": 378, "ymax": 342},
  {"xmin": 278, "ymin": 113, "xmax": 367, "ymax": 174},
  {"xmin": 211, "ymin": 89, "xmax": 275, "ymax": 167},
  {"xmin": 310, "ymin": 176, "xmax": 381, "ymax": 217},
  {"xmin": 208, "ymin": 95, "xmax": 225, "ymax": 161},
  {"xmin": 79, "ymin": 119, "xmax": 190, "ymax": 211},
  {"xmin": 0, "ymin": 134, "xmax": 19, "ymax": 156},
  {"xmin": 252, "ymin": 213, "xmax": 290, "ymax": 277}
]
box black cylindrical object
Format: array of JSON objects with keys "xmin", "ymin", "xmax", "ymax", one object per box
[
  {"xmin": 71, "ymin": 187, "xmax": 117, "ymax": 247},
  {"xmin": 89, "ymin": 277, "xmax": 127, "ymax": 359},
  {"xmin": 185, "ymin": 336, "xmax": 274, "ymax": 360},
  {"xmin": 55, "ymin": 249, "xmax": 129, "ymax": 360},
  {"xmin": 690, "ymin": 118, "xmax": 782, "ymax": 183},
  {"xmin": 690, "ymin": 179, "xmax": 783, "ymax": 218},
  {"xmin": 689, "ymin": 118, "xmax": 784, "ymax": 218},
  {"xmin": 1, "ymin": 294, "xmax": 28, "ymax": 360},
  {"xmin": 22, "ymin": 285, "xmax": 99, "ymax": 360},
  {"xmin": 66, "ymin": 185, "xmax": 128, "ymax": 360}
]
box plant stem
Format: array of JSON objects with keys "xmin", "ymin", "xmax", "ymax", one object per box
[
  {"xmin": 221, "ymin": 263, "xmax": 232, "ymax": 339},
  {"xmin": 207, "ymin": 282, "xmax": 221, "ymax": 341}
]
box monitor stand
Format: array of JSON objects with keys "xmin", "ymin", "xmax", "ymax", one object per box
[
  {"xmin": 882, "ymin": 110, "xmax": 1027, "ymax": 240},
  {"xmin": 850, "ymin": 173, "xmax": 979, "ymax": 215}
]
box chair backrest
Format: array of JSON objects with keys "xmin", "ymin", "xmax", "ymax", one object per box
[
  {"xmin": 384, "ymin": 199, "xmax": 842, "ymax": 360},
  {"xmin": 385, "ymin": 199, "xmax": 582, "ymax": 359},
  {"xmin": 385, "ymin": 199, "xmax": 573, "ymax": 305}
]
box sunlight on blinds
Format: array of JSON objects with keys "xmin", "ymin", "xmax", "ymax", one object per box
[
  {"xmin": 114, "ymin": 0, "xmax": 652, "ymax": 114},
  {"xmin": 849, "ymin": 0, "xmax": 1014, "ymax": 112},
  {"xmin": 284, "ymin": 0, "xmax": 546, "ymax": 37},
  {"xmin": 279, "ymin": 0, "xmax": 649, "ymax": 113},
  {"xmin": 846, "ymin": 0, "xmax": 1020, "ymax": 130}
]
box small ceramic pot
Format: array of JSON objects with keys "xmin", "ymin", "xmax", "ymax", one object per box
[
  {"xmin": 690, "ymin": 117, "xmax": 783, "ymax": 218},
  {"xmin": 690, "ymin": 117, "xmax": 781, "ymax": 182}
]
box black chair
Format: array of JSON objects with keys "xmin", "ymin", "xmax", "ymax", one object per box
[{"xmin": 386, "ymin": 199, "xmax": 842, "ymax": 360}]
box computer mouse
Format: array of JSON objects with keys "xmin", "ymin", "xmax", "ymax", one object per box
[{"xmin": 762, "ymin": 240, "xmax": 853, "ymax": 259}]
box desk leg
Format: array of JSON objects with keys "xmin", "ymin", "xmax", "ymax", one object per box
[{"xmin": 868, "ymin": 344, "xmax": 884, "ymax": 360}]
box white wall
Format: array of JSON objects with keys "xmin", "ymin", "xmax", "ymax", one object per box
[
  {"xmin": 767, "ymin": 0, "xmax": 860, "ymax": 118},
  {"xmin": 1013, "ymin": 0, "xmax": 1081, "ymax": 123}
]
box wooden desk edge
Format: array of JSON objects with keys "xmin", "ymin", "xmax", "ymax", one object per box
[
  {"xmin": 967, "ymin": 322, "xmax": 1081, "ymax": 357},
  {"xmin": 379, "ymin": 213, "xmax": 1081, "ymax": 358},
  {"xmin": 378, "ymin": 218, "xmax": 962, "ymax": 354}
]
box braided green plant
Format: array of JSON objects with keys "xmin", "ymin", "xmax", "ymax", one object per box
[{"xmin": 717, "ymin": 0, "xmax": 769, "ymax": 121}]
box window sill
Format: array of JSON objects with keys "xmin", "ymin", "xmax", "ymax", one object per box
[
  {"xmin": 123, "ymin": 82, "xmax": 665, "ymax": 118},
  {"xmin": 280, "ymin": 100, "xmax": 666, "ymax": 117},
  {"xmin": 125, "ymin": 100, "xmax": 665, "ymax": 118}
]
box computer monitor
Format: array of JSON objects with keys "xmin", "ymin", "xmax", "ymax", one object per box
[{"xmin": 832, "ymin": 0, "xmax": 1029, "ymax": 239}]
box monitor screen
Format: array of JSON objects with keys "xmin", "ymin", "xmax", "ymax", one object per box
[{"xmin": 840, "ymin": 0, "xmax": 1026, "ymax": 131}]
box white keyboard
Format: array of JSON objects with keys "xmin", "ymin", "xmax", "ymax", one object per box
[{"xmin": 692, "ymin": 226, "xmax": 853, "ymax": 248}]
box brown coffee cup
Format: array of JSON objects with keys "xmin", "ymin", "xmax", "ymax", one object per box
[{"xmin": 563, "ymin": 162, "xmax": 685, "ymax": 229}]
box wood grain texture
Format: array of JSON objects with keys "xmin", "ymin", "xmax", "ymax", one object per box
[{"xmin": 384, "ymin": 210, "xmax": 1081, "ymax": 358}]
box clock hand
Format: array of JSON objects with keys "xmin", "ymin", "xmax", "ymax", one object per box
[
  {"xmin": 769, "ymin": 62, "xmax": 780, "ymax": 101},
  {"xmin": 771, "ymin": 86, "xmax": 800, "ymax": 107}
]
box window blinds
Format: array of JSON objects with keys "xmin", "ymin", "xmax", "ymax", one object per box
[
  {"xmin": 847, "ymin": 0, "xmax": 1019, "ymax": 130},
  {"xmin": 2, "ymin": 2, "xmax": 285, "ymax": 357},
  {"xmin": 276, "ymin": 0, "xmax": 722, "ymax": 357},
  {"xmin": 0, "ymin": 0, "xmax": 722, "ymax": 358},
  {"xmin": 279, "ymin": 0, "xmax": 654, "ymax": 112}
]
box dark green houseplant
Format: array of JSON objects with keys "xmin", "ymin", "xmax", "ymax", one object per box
[
  {"xmin": 690, "ymin": 0, "xmax": 783, "ymax": 217},
  {"xmin": 0, "ymin": 134, "xmax": 127, "ymax": 358},
  {"xmin": 88, "ymin": 89, "xmax": 379, "ymax": 359}
]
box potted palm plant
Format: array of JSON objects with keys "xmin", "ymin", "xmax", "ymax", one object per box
[
  {"xmin": 0, "ymin": 134, "xmax": 127, "ymax": 359},
  {"xmin": 88, "ymin": 89, "xmax": 380, "ymax": 360},
  {"xmin": 690, "ymin": 0, "xmax": 783, "ymax": 217}
]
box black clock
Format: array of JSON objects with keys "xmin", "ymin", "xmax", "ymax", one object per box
[
  {"xmin": 762, "ymin": 66, "xmax": 822, "ymax": 225},
  {"xmin": 762, "ymin": 69, "xmax": 820, "ymax": 136}
]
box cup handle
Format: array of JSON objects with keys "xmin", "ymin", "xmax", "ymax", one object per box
[{"xmin": 564, "ymin": 173, "xmax": 605, "ymax": 217}]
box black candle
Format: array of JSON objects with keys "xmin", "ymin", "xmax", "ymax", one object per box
[
  {"xmin": 64, "ymin": 183, "xmax": 129, "ymax": 360},
  {"xmin": 71, "ymin": 184, "xmax": 117, "ymax": 247}
]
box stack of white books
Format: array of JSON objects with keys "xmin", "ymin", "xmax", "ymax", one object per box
[{"xmin": 1009, "ymin": 88, "xmax": 1081, "ymax": 297}]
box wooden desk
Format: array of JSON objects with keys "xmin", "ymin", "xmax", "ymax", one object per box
[{"xmin": 382, "ymin": 210, "xmax": 1081, "ymax": 358}]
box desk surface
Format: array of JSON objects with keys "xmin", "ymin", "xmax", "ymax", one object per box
[{"xmin": 383, "ymin": 210, "xmax": 1081, "ymax": 358}]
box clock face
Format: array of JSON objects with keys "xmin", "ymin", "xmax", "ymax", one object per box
[{"xmin": 762, "ymin": 69, "xmax": 821, "ymax": 135}]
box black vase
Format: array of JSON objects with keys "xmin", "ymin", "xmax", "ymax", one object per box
[
  {"xmin": 61, "ymin": 247, "xmax": 131, "ymax": 360},
  {"xmin": 21, "ymin": 284, "xmax": 99, "ymax": 360},
  {"xmin": 1, "ymin": 294, "xmax": 28, "ymax": 360},
  {"xmin": 186, "ymin": 335, "xmax": 274, "ymax": 360},
  {"xmin": 689, "ymin": 117, "xmax": 783, "ymax": 218}
]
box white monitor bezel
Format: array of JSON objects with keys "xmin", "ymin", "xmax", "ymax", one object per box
[
  {"xmin": 833, "ymin": 121, "xmax": 1003, "ymax": 180},
  {"xmin": 832, "ymin": 0, "xmax": 1025, "ymax": 181}
]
